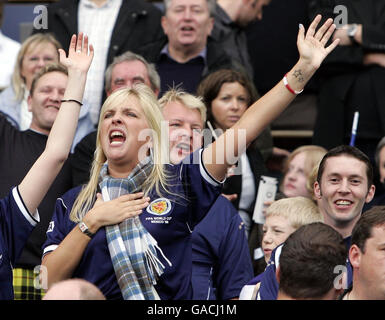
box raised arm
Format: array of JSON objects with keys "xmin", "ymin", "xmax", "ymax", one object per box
[
  {"xmin": 202, "ymin": 15, "xmax": 339, "ymax": 182},
  {"xmin": 18, "ymin": 33, "xmax": 94, "ymax": 214}
]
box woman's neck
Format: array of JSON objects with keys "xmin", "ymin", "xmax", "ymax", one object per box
[{"xmin": 107, "ymin": 161, "xmax": 137, "ymax": 178}]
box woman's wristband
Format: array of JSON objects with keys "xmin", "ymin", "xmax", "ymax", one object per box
[
  {"xmin": 283, "ymin": 73, "xmax": 304, "ymax": 95},
  {"xmin": 61, "ymin": 99, "xmax": 83, "ymax": 106}
]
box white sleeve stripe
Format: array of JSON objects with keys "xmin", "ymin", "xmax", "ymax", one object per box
[
  {"xmin": 57, "ymin": 198, "xmax": 68, "ymax": 210},
  {"xmin": 275, "ymin": 244, "xmax": 283, "ymax": 268},
  {"xmin": 43, "ymin": 245, "xmax": 58, "ymax": 256},
  {"xmin": 12, "ymin": 187, "xmax": 40, "ymax": 226},
  {"xmin": 199, "ymin": 149, "xmax": 224, "ymax": 187}
]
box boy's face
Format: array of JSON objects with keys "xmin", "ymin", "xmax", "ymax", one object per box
[{"xmin": 262, "ymin": 215, "xmax": 296, "ymax": 263}]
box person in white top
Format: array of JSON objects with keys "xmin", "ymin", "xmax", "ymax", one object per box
[
  {"xmin": 0, "ymin": 31, "xmax": 20, "ymax": 91},
  {"xmin": 0, "ymin": 2, "xmax": 20, "ymax": 90},
  {"xmin": 0, "ymin": 33, "xmax": 61, "ymax": 130},
  {"xmin": 34, "ymin": 0, "xmax": 164, "ymax": 126}
]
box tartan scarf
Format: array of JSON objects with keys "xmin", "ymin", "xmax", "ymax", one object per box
[{"xmin": 99, "ymin": 156, "xmax": 171, "ymax": 300}]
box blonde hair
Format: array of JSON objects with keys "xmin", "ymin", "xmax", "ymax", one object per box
[
  {"xmin": 12, "ymin": 33, "xmax": 61, "ymax": 101},
  {"xmin": 265, "ymin": 196, "xmax": 323, "ymax": 230},
  {"xmin": 283, "ymin": 145, "xmax": 327, "ymax": 177},
  {"xmin": 158, "ymin": 87, "xmax": 207, "ymax": 124},
  {"xmin": 70, "ymin": 84, "xmax": 172, "ymax": 222},
  {"xmin": 280, "ymin": 145, "xmax": 327, "ymax": 195},
  {"xmin": 306, "ymin": 164, "xmax": 320, "ymax": 200}
]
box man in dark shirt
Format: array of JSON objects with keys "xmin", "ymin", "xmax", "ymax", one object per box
[
  {"xmin": 257, "ymin": 145, "xmax": 376, "ymax": 300},
  {"xmin": 212, "ymin": 0, "xmax": 271, "ymax": 79},
  {"xmin": 0, "ymin": 64, "xmax": 73, "ymax": 299},
  {"xmin": 137, "ymin": 0, "xmax": 237, "ymax": 95}
]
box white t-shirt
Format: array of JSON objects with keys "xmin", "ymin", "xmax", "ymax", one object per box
[
  {"xmin": 78, "ymin": 0, "xmax": 122, "ymax": 125},
  {"xmin": 0, "ymin": 31, "xmax": 20, "ymax": 90}
]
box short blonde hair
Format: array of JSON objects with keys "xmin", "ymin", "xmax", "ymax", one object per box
[
  {"xmin": 265, "ymin": 196, "xmax": 323, "ymax": 230},
  {"xmin": 12, "ymin": 33, "xmax": 61, "ymax": 101},
  {"xmin": 29, "ymin": 63, "xmax": 67, "ymax": 96},
  {"xmin": 159, "ymin": 87, "xmax": 207, "ymax": 124}
]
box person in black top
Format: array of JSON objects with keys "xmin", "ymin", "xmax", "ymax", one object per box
[
  {"xmin": 311, "ymin": 0, "xmax": 385, "ymax": 163},
  {"xmin": 136, "ymin": 0, "xmax": 238, "ymax": 96},
  {"xmin": 0, "ymin": 64, "xmax": 77, "ymax": 299},
  {"xmin": 0, "ymin": 33, "xmax": 94, "ymax": 300},
  {"xmin": 277, "ymin": 223, "xmax": 347, "ymax": 300}
]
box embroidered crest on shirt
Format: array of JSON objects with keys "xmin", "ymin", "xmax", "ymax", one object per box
[
  {"xmin": 145, "ymin": 198, "xmax": 174, "ymax": 225},
  {"xmin": 146, "ymin": 198, "xmax": 172, "ymax": 216}
]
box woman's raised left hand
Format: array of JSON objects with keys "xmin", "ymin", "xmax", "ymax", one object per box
[
  {"xmin": 297, "ymin": 15, "xmax": 340, "ymax": 70},
  {"xmin": 58, "ymin": 33, "xmax": 94, "ymax": 74}
]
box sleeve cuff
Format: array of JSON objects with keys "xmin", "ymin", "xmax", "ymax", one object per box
[
  {"xmin": 198, "ymin": 149, "xmax": 225, "ymax": 187},
  {"xmin": 13, "ymin": 186, "xmax": 40, "ymax": 226},
  {"xmin": 42, "ymin": 245, "xmax": 58, "ymax": 258}
]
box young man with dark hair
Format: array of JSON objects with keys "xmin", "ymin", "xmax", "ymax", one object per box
[
  {"xmin": 341, "ymin": 206, "xmax": 385, "ymax": 300},
  {"xmin": 257, "ymin": 145, "xmax": 375, "ymax": 300},
  {"xmin": 277, "ymin": 222, "xmax": 347, "ymax": 300},
  {"xmin": 314, "ymin": 145, "xmax": 375, "ymax": 239}
]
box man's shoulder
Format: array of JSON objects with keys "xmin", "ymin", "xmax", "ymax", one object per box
[
  {"xmin": 47, "ymin": 0, "xmax": 78, "ymax": 11},
  {"xmin": 135, "ymin": 37, "xmax": 168, "ymax": 62},
  {"xmin": 211, "ymin": 4, "xmax": 233, "ymax": 41},
  {"xmin": 124, "ymin": 0, "xmax": 163, "ymax": 15},
  {"xmin": 205, "ymin": 37, "xmax": 242, "ymax": 72},
  {"xmin": 211, "ymin": 196, "xmax": 240, "ymax": 221},
  {"xmin": 0, "ymin": 34, "xmax": 20, "ymax": 51}
]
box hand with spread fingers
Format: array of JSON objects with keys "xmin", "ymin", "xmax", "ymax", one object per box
[
  {"xmin": 297, "ymin": 15, "xmax": 340, "ymax": 70},
  {"xmin": 58, "ymin": 33, "xmax": 94, "ymax": 74}
]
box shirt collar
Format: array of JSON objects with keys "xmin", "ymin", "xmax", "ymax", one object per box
[
  {"xmin": 28, "ymin": 128, "xmax": 48, "ymax": 136},
  {"xmin": 160, "ymin": 44, "xmax": 207, "ymax": 63},
  {"xmin": 79, "ymin": 0, "xmax": 116, "ymax": 9}
]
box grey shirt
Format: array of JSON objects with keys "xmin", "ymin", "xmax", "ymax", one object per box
[{"xmin": 211, "ymin": 4, "xmax": 254, "ymax": 79}]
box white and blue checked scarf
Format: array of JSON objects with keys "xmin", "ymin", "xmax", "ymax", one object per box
[{"xmin": 99, "ymin": 157, "xmax": 171, "ymax": 300}]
